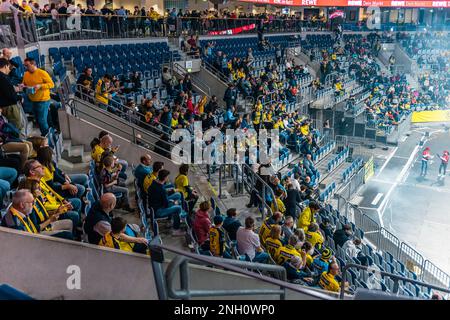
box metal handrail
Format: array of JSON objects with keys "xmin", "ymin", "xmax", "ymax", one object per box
[
  {"xmin": 241, "ymin": 163, "xmax": 277, "ymax": 218},
  {"xmin": 340, "ymin": 263, "xmax": 450, "ymax": 300},
  {"xmin": 74, "ymin": 84, "xmax": 174, "ymax": 135},
  {"xmin": 336, "ymin": 183, "xmax": 450, "ymax": 291},
  {"xmin": 201, "ymin": 59, "xmax": 229, "ymax": 84},
  {"xmin": 149, "ymin": 237, "xmax": 334, "ymax": 301},
  {"xmin": 67, "ymin": 97, "xmax": 174, "ymax": 157},
  {"xmin": 172, "ymin": 62, "xmax": 211, "ymax": 97}
]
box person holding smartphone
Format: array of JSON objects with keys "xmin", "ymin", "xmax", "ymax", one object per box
[{"xmin": 22, "ymin": 58, "xmax": 54, "ymax": 136}]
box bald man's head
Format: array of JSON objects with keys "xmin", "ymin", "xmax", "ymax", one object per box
[
  {"xmin": 100, "ymin": 134, "xmax": 113, "ymax": 148},
  {"xmin": 2, "ymin": 48, "xmax": 12, "ymax": 60},
  {"xmin": 100, "ymin": 193, "xmax": 116, "ymax": 213}
]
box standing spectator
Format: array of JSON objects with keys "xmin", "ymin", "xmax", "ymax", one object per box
[
  {"xmin": 193, "ymin": 201, "xmax": 212, "ymax": 245},
  {"xmin": 297, "ymin": 201, "xmax": 320, "ymax": 231},
  {"xmin": 1, "ymin": 48, "xmax": 21, "ymax": 86},
  {"xmin": 22, "ymin": 58, "xmax": 54, "ymax": 136},
  {"xmin": 420, "ymin": 147, "xmax": 433, "ymax": 177},
  {"xmin": 284, "ymin": 183, "xmax": 301, "ymax": 219},
  {"xmin": 0, "ymin": 58, "xmax": 22, "ymax": 130},
  {"xmin": 236, "ymin": 216, "xmax": 269, "ymax": 263},
  {"xmin": 438, "ymin": 150, "xmax": 449, "ymax": 179},
  {"xmin": 223, "ymin": 83, "xmax": 237, "ymax": 109},
  {"xmin": 333, "ymin": 224, "xmax": 353, "ymax": 248},
  {"xmin": 223, "ymin": 208, "xmax": 242, "ymax": 241}
]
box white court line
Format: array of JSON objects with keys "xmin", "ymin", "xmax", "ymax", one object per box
[
  {"xmin": 378, "ymin": 140, "xmax": 424, "ymax": 225},
  {"xmin": 375, "ymin": 146, "xmax": 398, "ymax": 178},
  {"xmin": 371, "ymin": 193, "xmax": 384, "ymax": 206}
]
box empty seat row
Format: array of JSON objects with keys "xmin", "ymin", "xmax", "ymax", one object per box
[
  {"xmin": 312, "ymin": 141, "xmax": 336, "ymax": 163},
  {"xmin": 327, "ymin": 147, "xmax": 349, "ymax": 173}
]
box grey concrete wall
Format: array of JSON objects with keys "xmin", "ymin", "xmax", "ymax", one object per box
[
  {"xmin": 0, "ymin": 227, "xmax": 339, "ymax": 300},
  {"xmin": 393, "ymin": 44, "xmax": 413, "ymax": 73},
  {"xmin": 197, "ymin": 67, "xmax": 227, "ymax": 102}
]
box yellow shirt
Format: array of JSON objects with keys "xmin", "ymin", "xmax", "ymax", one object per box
[
  {"xmin": 300, "ymin": 124, "xmax": 309, "ymax": 136},
  {"xmin": 271, "ymin": 197, "xmax": 286, "ymax": 214},
  {"xmin": 95, "ymin": 79, "xmax": 109, "ymax": 105},
  {"xmin": 306, "ymin": 230, "xmax": 324, "ymax": 249},
  {"xmin": 265, "ymin": 237, "xmax": 282, "ymax": 261},
  {"xmin": 306, "ymin": 253, "xmax": 313, "ymax": 267},
  {"xmin": 39, "ymin": 179, "xmax": 65, "ymax": 212},
  {"xmin": 258, "ymin": 219, "xmax": 272, "ymax": 246},
  {"xmin": 318, "ymin": 271, "xmax": 340, "ymax": 292},
  {"xmin": 99, "ymin": 232, "xmax": 134, "ymax": 252},
  {"xmin": 143, "ymin": 172, "xmax": 158, "ymax": 192},
  {"xmin": 297, "ymin": 206, "xmax": 316, "ymax": 231},
  {"xmin": 91, "ymin": 144, "xmax": 105, "ymax": 164},
  {"xmin": 273, "ymin": 120, "xmax": 285, "ymax": 130},
  {"xmin": 175, "ymin": 174, "xmax": 189, "ymax": 198},
  {"xmin": 171, "ymin": 117, "xmax": 179, "ymax": 128},
  {"xmin": 276, "ymin": 244, "xmax": 301, "ymax": 265},
  {"xmin": 148, "ymin": 11, "xmax": 159, "ymax": 21},
  {"xmin": 22, "ymin": 69, "xmax": 55, "ymax": 102},
  {"xmin": 42, "ymin": 165, "xmax": 55, "ymax": 182}
]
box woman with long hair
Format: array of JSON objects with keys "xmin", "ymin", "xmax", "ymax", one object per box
[{"xmin": 36, "ymin": 146, "xmax": 88, "ymax": 199}]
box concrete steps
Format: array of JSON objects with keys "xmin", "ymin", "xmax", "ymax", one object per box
[{"xmin": 61, "ymin": 140, "xmax": 91, "ymax": 164}]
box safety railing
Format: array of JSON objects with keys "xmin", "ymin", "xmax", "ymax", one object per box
[
  {"xmin": 336, "ymin": 174, "xmax": 450, "ymax": 291},
  {"xmin": 67, "ymin": 96, "xmax": 174, "ymax": 158},
  {"xmin": 172, "ymin": 62, "xmax": 211, "ymax": 97},
  {"xmin": 241, "ymin": 163, "xmax": 277, "ymax": 220},
  {"xmin": 73, "ymin": 84, "xmax": 174, "ymax": 137},
  {"xmin": 340, "ymin": 263, "xmax": 450, "ymax": 300},
  {"xmin": 149, "ymin": 237, "xmax": 334, "ymax": 300},
  {"xmin": 201, "ymin": 59, "xmax": 229, "ymax": 85}
]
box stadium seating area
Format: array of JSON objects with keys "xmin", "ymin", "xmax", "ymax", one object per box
[{"xmin": 2, "ymin": 4, "xmax": 450, "ymax": 299}]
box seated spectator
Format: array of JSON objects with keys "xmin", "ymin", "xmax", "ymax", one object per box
[
  {"xmin": 193, "ymin": 201, "xmax": 212, "ymax": 246},
  {"xmin": 1, "ymin": 189, "xmax": 39, "ymax": 234},
  {"xmin": 319, "ymin": 217, "xmax": 334, "ymax": 241},
  {"xmin": 100, "ymin": 155, "xmax": 133, "ymax": 212},
  {"xmin": 302, "ymin": 241, "xmax": 316, "ymax": 270},
  {"xmin": 84, "ymin": 193, "xmax": 119, "ymax": 245},
  {"xmin": 271, "ymin": 189, "xmax": 286, "ymax": 215},
  {"xmin": 318, "ymin": 261, "xmax": 348, "ymax": 293},
  {"xmin": 312, "ymin": 248, "xmax": 335, "ymax": 275},
  {"xmin": 281, "ymin": 216, "xmax": 295, "ymax": 244},
  {"xmin": 0, "ymin": 107, "xmax": 33, "ymax": 170},
  {"xmin": 223, "ymin": 208, "xmax": 241, "ymax": 242},
  {"xmin": 259, "ymin": 211, "xmax": 283, "ymax": 247},
  {"xmin": 283, "ymin": 255, "xmax": 314, "ymax": 284},
  {"xmin": 22, "ymin": 159, "xmax": 81, "ymax": 236},
  {"xmin": 0, "ymin": 166, "xmax": 17, "ymax": 202},
  {"xmin": 209, "ymin": 215, "xmax": 231, "ymax": 258},
  {"xmin": 21, "ymin": 179, "xmax": 73, "ymax": 240},
  {"xmin": 147, "ymin": 169, "xmax": 185, "ymax": 236},
  {"xmin": 37, "ymin": 146, "xmax": 87, "ymax": 199},
  {"xmin": 143, "ymin": 161, "xmax": 164, "ymax": 193},
  {"xmin": 236, "ymin": 216, "xmax": 269, "ymax": 263},
  {"xmin": 276, "ymin": 234, "xmax": 302, "ymax": 265},
  {"xmin": 333, "ymin": 224, "xmax": 353, "ymax": 248},
  {"xmin": 134, "ymin": 154, "xmax": 152, "ymax": 189},
  {"xmin": 99, "ymin": 216, "xmax": 148, "ymax": 254},
  {"xmin": 342, "ymin": 237, "xmax": 362, "ymax": 259},
  {"xmin": 305, "ymin": 223, "xmax": 324, "ymax": 250},
  {"xmin": 297, "ymin": 201, "xmax": 320, "ymax": 231},
  {"xmin": 91, "ymin": 133, "xmax": 128, "ymax": 179},
  {"xmin": 265, "ymin": 224, "xmax": 283, "ymax": 261}
]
